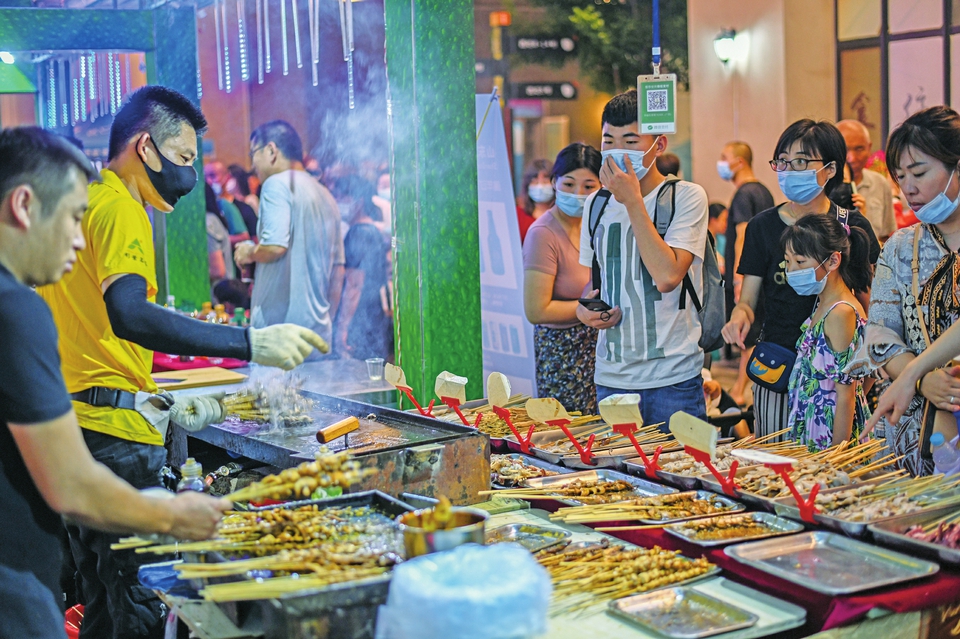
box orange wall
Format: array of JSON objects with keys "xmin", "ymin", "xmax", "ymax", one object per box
[{"xmin": 0, "ymin": 93, "xmax": 36, "ymax": 127}]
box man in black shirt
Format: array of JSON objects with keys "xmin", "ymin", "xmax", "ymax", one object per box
[
  {"xmin": 717, "ymin": 141, "xmax": 774, "ymax": 404},
  {"xmin": 0, "ymin": 127, "xmax": 229, "ymax": 638}
]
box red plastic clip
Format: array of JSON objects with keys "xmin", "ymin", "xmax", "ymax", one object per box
[
  {"xmin": 766, "ymin": 462, "xmax": 820, "ymax": 524},
  {"xmin": 611, "ymin": 423, "xmax": 662, "ymax": 479},
  {"xmin": 440, "ymin": 396, "xmax": 471, "ymax": 426},
  {"xmin": 685, "ymin": 445, "xmax": 739, "ymax": 496},
  {"xmin": 494, "ymin": 405, "xmax": 536, "ymax": 453},
  {"xmin": 396, "ymin": 384, "xmax": 434, "ymax": 417},
  {"xmin": 549, "ymin": 419, "xmax": 595, "ymax": 465}
]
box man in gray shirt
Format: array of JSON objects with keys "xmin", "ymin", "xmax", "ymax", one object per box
[
  {"xmin": 838, "ymin": 119, "xmax": 896, "ymax": 241},
  {"xmin": 235, "ymin": 121, "xmax": 344, "ymax": 349}
]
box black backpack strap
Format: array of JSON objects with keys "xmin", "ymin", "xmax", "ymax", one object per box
[
  {"xmin": 588, "ymin": 189, "xmax": 612, "ymax": 292},
  {"xmin": 653, "ymin": 176, "xmax": 681, "ymax": 238},
  {"xmin": 679, "ymin": 230, "xmax": 715, "ymax": 312}
]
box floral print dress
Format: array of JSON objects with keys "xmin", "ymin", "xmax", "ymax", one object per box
[{"xmin": 787, "ymin": 301, "xmax": 870, "ymax": 452}]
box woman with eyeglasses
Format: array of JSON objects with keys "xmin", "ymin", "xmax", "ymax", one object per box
[
  {"xmin": 862, "ymin": 106, "xmax": 960, "ymax": 476},
  {"xmin": 721, "ymin": 120, "xmax": 881, "ymax": 439}
]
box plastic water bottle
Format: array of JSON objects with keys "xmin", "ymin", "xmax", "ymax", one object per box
[
  {"xmin": 176, "ymin": 458, "xmax": 206, "ymax": 493},
  {"xmin": 931, "ymin": 433, "xmax": 960, "ymax": 476}
]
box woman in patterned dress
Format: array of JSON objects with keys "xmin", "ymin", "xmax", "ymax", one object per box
[
  {"xmin": 781, "ymin": 215, "xmax": 873, "ymax": 452},
  {"xmin": 865, "ymin": 106, "xmax": 960, "ymax": 476},
  {"xmin": 522, "ymin": 143, "xmax": 602, "ymax": 413}
]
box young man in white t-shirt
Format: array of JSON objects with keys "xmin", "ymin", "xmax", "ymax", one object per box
[{"xmin": 577, "ymin": 90, "xmax": 709, "ymax": 429}]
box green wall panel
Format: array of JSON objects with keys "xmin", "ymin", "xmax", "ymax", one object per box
[
  {"xmin": 0, "ymin": 8, "xmax": 154, "ymax": 51},
  {"xmin": 384, "ymin": 0, "xmax": 483, "ymax": 404},
  {"xmin": 146, "ymin": 7, "xmax": 208, "ymax": 309}
]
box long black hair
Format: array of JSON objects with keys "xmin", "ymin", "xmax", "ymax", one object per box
[
  {"xmin": 550, "ymin": 143, "xmax": 602, "ymax": 182},
  {"xmin": 780, "ymin": 214, "xmax": 872, "ymax": 294}
]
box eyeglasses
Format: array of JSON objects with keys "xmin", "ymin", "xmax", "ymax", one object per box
[
  {"xmin": 770, "ymin": 158, "xmax": 828, "ymax": 172},
  {"xmin": 249, "ymin": 145, "xmax": 265, "ymax": 160}
]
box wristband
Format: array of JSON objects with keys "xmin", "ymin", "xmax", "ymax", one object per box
[{"xmin": 915, "ymin": 372, "xmax": 928, "ymax": 397}]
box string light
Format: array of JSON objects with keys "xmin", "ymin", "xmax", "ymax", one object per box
[
  {"xmin": 237, "ymin": 0, "xmax": 250, "ymax": 81},
  {"xmin": 221, "ymin": 0, "xmax": 232, "ymax": 92}
]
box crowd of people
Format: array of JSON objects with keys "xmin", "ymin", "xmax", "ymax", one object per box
[
  {"xmin": 202, "ymin": 123, "xmax": 394, "ymax": 364},
  {"xmin": 519, "ymin": 88, "xmax": 960, "ymax": 479}
]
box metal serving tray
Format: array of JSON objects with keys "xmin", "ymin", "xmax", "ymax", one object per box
[
  {"xmin": 485, "ymin": 523, "xmax": 571, "ymax": 552},
  {"xmin": 521, "ymin": 469, "xmax": 676, "ymax": 506},
  {"xmin": 609, "ymin": 587, "xmax": 759, "ymax": 638},
  {"xmin": 624, "ymin": 491, "xmax": 745, "ymax": 525},
  {"xmin": 771, "ymin": 479, "xmax": 896, "ymax": 537},
  {"xmin": 560, "ymin": 442, "xmax": 682, "ymax": 471},
  {"xmin": 868, "ymin": 504, "xmax": 960, "ymax": 567},
  {"xmin": 665, "ymin": 512, "xmax": 805, "ymax": 547},
  {"xmin": 504, "ymin": 423, "xmax": 610, "ymax": 466},
  {"xmin": 724, "ymin": 531, "xmax": 939, "ymax": 595},
  {"xmin": 698, "ymin": 466, "xmax": 780, "ymax": 510},
  {"xmin": 490, "ymin": 453, "xmax": 571, "ymax": 488}
]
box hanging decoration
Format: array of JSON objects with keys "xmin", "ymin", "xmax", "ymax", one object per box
[
  {"xmin": 291, "ymin": 0, "xmax": 302, "ymax": 69},
  {"xmin": 221, "ymin": 0, "xmax": 233, "ymax": 92},
  {"xmin": 256, "ymin": 0, "xmax": 264, "ymax": 84},
  {"xmin": 214, "ymin": 0, "xmax": 224, "ymax": 90},
  {"xmin": 280, "ymin": 0, "xmax": 289, "ymax": 75},
  {"xmin": 308, "ymin": 0, "xmax": 319, "ymax": 86},
  {"xmin": 237, "ymin": 0, "xmax": 250, "ymax": 82},
  {"xmin": 264, "ymin": 0, "xmax": 272, "ymax": 74},
  {"xmin": 338, "ymin": 0, "xmax": 355, "ymax": 109}
]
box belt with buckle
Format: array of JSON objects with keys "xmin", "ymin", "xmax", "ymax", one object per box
[{"xmin": 71, "ymin": 387, "xmax": 137, "ymax": 410}]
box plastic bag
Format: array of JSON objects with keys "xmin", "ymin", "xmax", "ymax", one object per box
[{"xmin": 376, "ymin": 543, "xmax": 551, "ymax": 639}]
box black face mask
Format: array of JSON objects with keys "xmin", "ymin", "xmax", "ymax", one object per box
[{"xmin": 144, "ymin": 138, "xmax": 198, "ymax": 208}]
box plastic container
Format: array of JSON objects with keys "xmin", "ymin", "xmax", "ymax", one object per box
[
  {"xmin": 214, "ymin": 304, "xmax": 229, "ymax": 324},
  {"xmin": 232, "ymin": 308, "xmax": 246, "ymax": 326},
  {"xmin": 177, "ymin": 457, "xmax": 205, "ymax": 493},
  {"xmin": 931, "ymin": 432, "xmax": 960, "ymax": 476},
  {"xmin": 375, "ymin": 543, "xmax": 551, "ymax": 639},
  {"xmin": 199, "ymin": 302, "xmax": 216, "ymax": 323}
]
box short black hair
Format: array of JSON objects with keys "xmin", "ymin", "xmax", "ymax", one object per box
[
  {"xmin": 773, "ymin": 119, "xmax": 846, "ymax": 194},
  {"xmin": 0, "ymin": 127, "xmax": 98, "ymax": 218},
  {"xmin": 550, "ymin": 143, "xmax": 602, "ymax": 181},
  {"xmin": 656, "ymin": 152, "xmax": 681, "ymax": 177},
  {"xmin": 250, "ymin": 120, "xmax": 304, "ymax": 163},
  {"xmin": 602, "ymin": 90, "xmax": 638, "ymax": 128},
  {"xmin": 108, "ymin": 86, "xmax": 207, "ymax": 161},
  {"xmin": 887, "ymin": 106, "xmax": 960, "ymax": 181},
  {"xmin": 708, "ymin": 202, "xmax": 727, "ymax": 219}
]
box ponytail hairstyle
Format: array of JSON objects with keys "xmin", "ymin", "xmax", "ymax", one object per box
[{"xmin": 780, "ymin": 214, "xmax": 872, "ymax": 295}]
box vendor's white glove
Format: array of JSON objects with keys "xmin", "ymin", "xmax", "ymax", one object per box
[
  {"xmin": 169, "ymin": 394, "xmax": 226, "ymax": 432},
  {"xmin": 249, "ymin": 323, "xmax": 329, "ymax": 370}
]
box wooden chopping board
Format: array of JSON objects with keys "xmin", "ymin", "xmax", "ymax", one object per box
[{"xmin": 152, "ymin": 367, "xmax": 248, "ymax": 391}]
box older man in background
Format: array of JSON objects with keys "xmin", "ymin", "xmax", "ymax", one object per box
[
  {"xmin": 235, "ymin": 121, "xmax": 345, "ymax": 352},
  {"xmin": 837, "ymin": 119, "xmax": 895, "ymax": 241}
]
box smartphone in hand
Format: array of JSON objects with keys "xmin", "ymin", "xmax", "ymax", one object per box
[{"xmin": 578, "ymin": 298, "xmax": 613, "ymax": 312}]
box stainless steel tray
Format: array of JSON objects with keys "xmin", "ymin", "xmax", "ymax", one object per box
[
  {"xmin": 771, "ymin": 479, "xmax": 897, "ymax": 537},
  {"xmin": 504, "ymin": 423, "xmax": 605, "ymax": 465},
  {"xmin": 561, "ymin": 443, "xmax": 682, "ymax": 471},
  {"xmin": 665, "ymin": 512, "xmax": 804, "ymax": 547},
  {"xmin": 698, "ymin": 467, "xmax": 778, "ymax": 510},
  {"xmin": 491, "ymin": 453, "xmax": 572, "ymax": 488},
  {"xmin": 654, "ymin": 468, "xmax": 705, "ymax": 490},
  {"xmin": 485, "ymin": 523, "xmax": 571, "ymax": 552},
  {"xmin": 609, "ymin": 587, "xmax": 758, "ymax": 638},
  {"xmin": 521, "ymin": 469, "xmax": 677, "ymax": 506},
  {"xmin": 868, "ymin": 504, "xmax": 960, "ymax": 567},
  {"xmin": 724, "ymin": 531, "xmax": 939, "ymax": 595},
  {"xmin": 627, "ymin": 491, "xmax": 745, "ymax": 525}
]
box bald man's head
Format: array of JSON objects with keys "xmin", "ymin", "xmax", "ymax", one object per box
[
  {"xmin": 725, "ymin": 142, "xmax": 753, "ymax": 166},
  {"xmin": 837, "ymin": 120, "xmax": 872, "ymax": 177}
]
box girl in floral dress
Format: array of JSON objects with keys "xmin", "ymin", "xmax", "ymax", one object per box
[{"xmin": 782, "ymin": 215, "xmax": 873, "ymax": 451}]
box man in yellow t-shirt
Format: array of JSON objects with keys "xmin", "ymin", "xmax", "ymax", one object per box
[{"xmin": 38, "ymin": 86, "xmax": 327, "ymax": 639}]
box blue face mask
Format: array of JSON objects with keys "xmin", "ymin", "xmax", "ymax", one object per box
[
  {"xmin": 601, "ymin": 136, "xmax": 660, "ymax": 180},
  {"xmin": 777, "ymin": 162, "xmax": 834, "ymax": 205},
  {"xmin": 785, "ymin": 256, "xmax": 830, "ymax": 296},
  {"xmin": 717, "ymin": 160, "xmax": 734, "ymax": 181},
  {"xmin": 528, "ymin": 183, "xmax": 555, "ymax": 203},
  {"xmin": 555, "ymin": 190, "xmax": 588, "ymax": 217},
  {"xmin": 913, "ymin": 169, "xmax": 960, "ymax": 224}
]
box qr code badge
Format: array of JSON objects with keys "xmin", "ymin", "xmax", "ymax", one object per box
[{"xmin": 646, "ymin": 89, "xmax": 668, "ymax": 112}]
